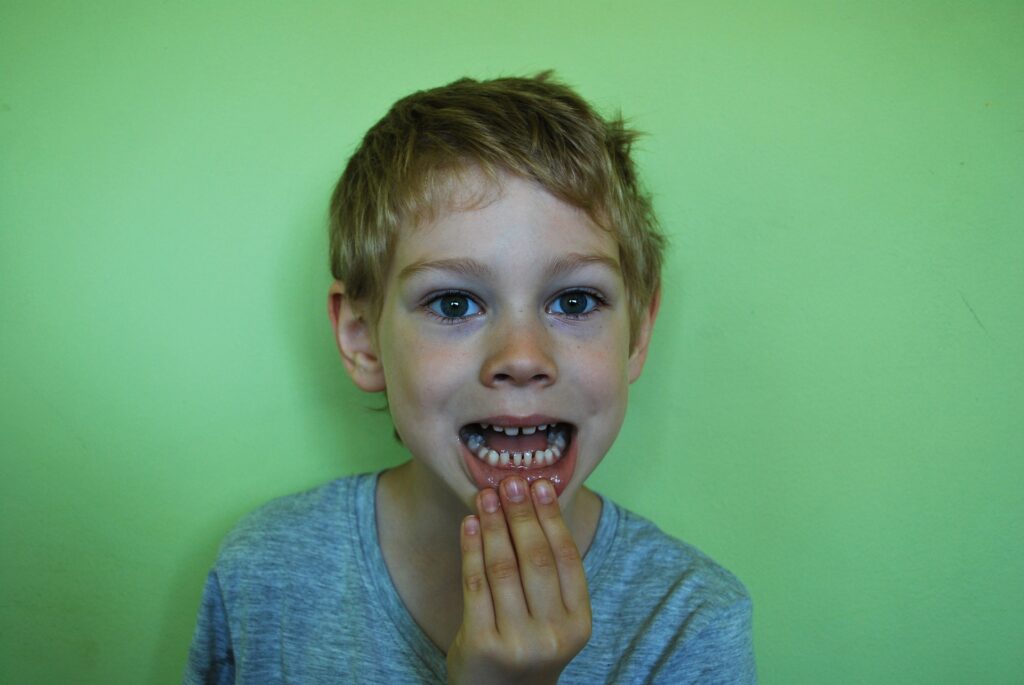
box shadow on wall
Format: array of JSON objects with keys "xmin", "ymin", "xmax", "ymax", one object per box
[
  {"xmin": 277, "ymin": 195, "xmax": 405, "ymax": 475},
  {"xmin": 149, "ymin": 198, "xmax": 405, "ymax": 684}
]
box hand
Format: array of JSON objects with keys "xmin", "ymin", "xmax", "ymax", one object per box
[{"xmin": 446, "ymin": 477, "xmax": 592, "ymax": 685}]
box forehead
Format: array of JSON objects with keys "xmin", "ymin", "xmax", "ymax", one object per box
[{"xmin": 392, "ymin": 171, "xmax": 619, "ymax": 272}]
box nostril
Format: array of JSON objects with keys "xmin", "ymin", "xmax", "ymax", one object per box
[
  {"xmin": 480, "ymin": 334, "xmax": 558, "ymax": 387},
  {"xmin": 489, "ymin": 371, "xmax": 551, "ymax": 387}
]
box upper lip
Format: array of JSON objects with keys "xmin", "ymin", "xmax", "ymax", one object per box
[{"xmin": 468, "ymin": 414, "xmax": 569, "ymax": 428}]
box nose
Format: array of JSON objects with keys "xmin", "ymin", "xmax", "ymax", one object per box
[{"xmin": 480, "ymin": 315, "xmax": 557, "ymax": 388}]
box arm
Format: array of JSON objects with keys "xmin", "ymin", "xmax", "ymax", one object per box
[{"xmin": 182, "ymin": 570, "xmax": 236, "ymax": 685}]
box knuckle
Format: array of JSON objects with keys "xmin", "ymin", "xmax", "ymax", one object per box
[
  {"xmin": 526, "ymin": 546, "xmax": 556, "ymax": 570},
  {"xmin": 481, "ymin": 514, "xmax": 507, "ymax": 533},
  {"xmin": 553, "ymin": 540, "xmax": 582, "ymax": 565},
  {"xmin": 536, "ymin": 502, "xmax": 562, "ymax": 519},
  {"xmin": 481, "ymin": 636, "xmax": 507, "ymax": 660},
  {"xmin": 506, "ymin": 505, "xmax": 536, "ymax": 524},
  {"xmin": 573, "ymin": 612, "xmax": 593, "ymax": 642},
  {"xmin": 550, "ymin": 629, "xmax": 589, "ymax": 660},
  {"xmin": 500, "ymin": 640, "xmax": 529, "ymax": 666},
  {"xmin": 532, "ymin": 629, "xmax": 570, "ymax": 663},
  {"xmin": 463, "ymin": 571, "xmax": 487, "ymax": 593},
  {"xmin": 486, "ymin": 557, "xmax": 519, "ymax": 581}
]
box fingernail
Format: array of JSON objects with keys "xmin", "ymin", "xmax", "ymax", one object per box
[
  {"xmin": 464, "ymin": 516, "xmax": 479, "ymax": 535},
  {"xmin": 504, "ymin": 477, "xmax": 525, "ymax": 502},
  {"xmin": 533, "ymin": 480, "xmax": 554, "ymax": 504},
  {"xmin": 481, "ymin": 489, "xmax": 499, "ymax": 513}
]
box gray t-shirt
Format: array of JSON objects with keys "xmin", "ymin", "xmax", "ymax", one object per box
[{"xmin": 184, "ymin": 472, "xmax": 756, "ymax": 683}]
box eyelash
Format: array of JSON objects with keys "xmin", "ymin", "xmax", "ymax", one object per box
[{"xmin": 421, "ymin": 288, "xmax": 608, "ymax": 324}]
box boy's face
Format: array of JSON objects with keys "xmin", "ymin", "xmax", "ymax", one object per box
[{"xmin": 340, "ymin": 172, "xmax": 657, "ymax": 510}]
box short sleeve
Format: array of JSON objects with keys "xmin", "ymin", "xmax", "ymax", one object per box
[
  {"xmin": 182, "ymin": 570, "xmax": 236, "ymax": 685},
  {"xmin": 653, "ymin": 596, "xmax": 757, "ymax": 684}
]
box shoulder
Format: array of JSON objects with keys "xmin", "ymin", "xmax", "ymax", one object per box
[
  {"xmin": 214, "ymin": 473, "xmax": 370, "ymax": 575},
  {"xmin": 592, "ymin": 498, "xmax": 752, "ymax": 633},
  {"xmin": 577, "ymin": 498, "xmax": 756, "ymax": 682}
]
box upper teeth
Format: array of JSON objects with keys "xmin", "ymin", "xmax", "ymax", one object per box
[{"xmin": 481, "ymin": 423, "xmax": 552, "ymax": 436}]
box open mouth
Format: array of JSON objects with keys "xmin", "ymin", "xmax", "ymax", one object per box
[{"xmin": 459, "ymin": 419, "xmax": 577, "ymax": 496}]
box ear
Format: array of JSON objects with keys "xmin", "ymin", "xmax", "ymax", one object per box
[
  {"xmin": 627, "ymin": 285, "xmax": 661, "ymax": 383},
  {"xmin": 327, "ymin": 281, "xmax": 386, "ymax": 392}
]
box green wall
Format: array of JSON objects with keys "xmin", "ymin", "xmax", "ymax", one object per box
[{"xmin": 2, "ymin": 2, "xmax": 1021, "ymax": 683}]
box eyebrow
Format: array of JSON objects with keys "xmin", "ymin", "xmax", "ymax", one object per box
[{"xmin": 398, "ymin": 252, "xmax": 621, "ymax": 283}]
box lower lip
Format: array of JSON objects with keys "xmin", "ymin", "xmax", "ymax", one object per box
[{"xmin": 461, "ymin": 434, "xmax": 578, "ymax": 497}]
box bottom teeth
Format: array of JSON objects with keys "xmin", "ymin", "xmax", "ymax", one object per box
[{"xmin": 471, "ymin": 445, "xmax": 562, "ymax": 469}]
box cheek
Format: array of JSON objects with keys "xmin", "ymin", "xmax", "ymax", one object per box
[
  {"xmin": 567, "ymin": 336, "xmax": 632, "ymax": 411},
  {"xmin": 383, "ymin": 338, "xmax": 473, "ymax": 411}
]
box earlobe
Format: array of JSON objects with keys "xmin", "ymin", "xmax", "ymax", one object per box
[
  {"xmin": 627, "ymin": 286, "xmax": 661, "ymax": 383},
  {"xmin": 328, "ymin": 281, "xmax": 386, "ymax": 392}
]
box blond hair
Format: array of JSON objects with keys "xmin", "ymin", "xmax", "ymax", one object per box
[{"xmin": 328, "ymin": 71, "xmax": 664, "ymax": 346}]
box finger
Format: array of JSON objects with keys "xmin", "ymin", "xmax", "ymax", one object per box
[
  {"xmin": 530, "ymin": 479, "xmax": 590, "ymax": 616},
  {"xmin": 498, "ymin": 476, "xmax": 564, "ymax": 621},
  {"xmin": 459, "ymin": 515, "xmax": 496, "ymax": 634},
  {"xmin": 476, "ymin": 487, "xmax": 530, "ymax": 628}
]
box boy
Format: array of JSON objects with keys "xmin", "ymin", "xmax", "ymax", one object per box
[{"xmin": 185, "ymin": 72, "xmax": 755, "ymax": 684}]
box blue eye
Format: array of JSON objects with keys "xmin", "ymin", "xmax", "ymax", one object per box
[
  {"xmin": 427, "ymin": 292, "xmax": 482, "ymax": 320},
  {"xmin": 549, "ymin": 290, "xmax": 602, "ymax": 317}
]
